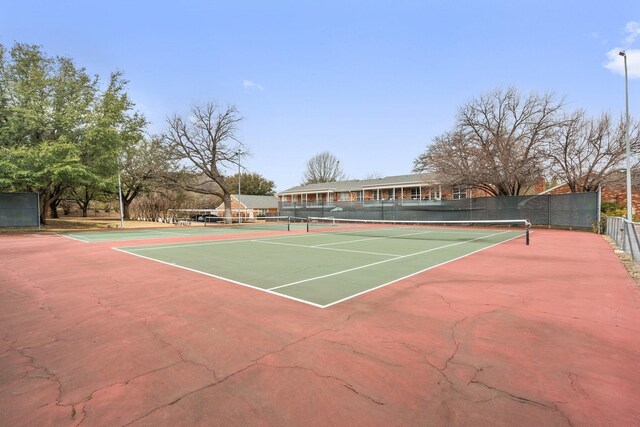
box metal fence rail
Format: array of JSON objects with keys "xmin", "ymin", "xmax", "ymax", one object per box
[{"xmin": 606, "ymin": 216, "xmax": 640, "ymax": 264}]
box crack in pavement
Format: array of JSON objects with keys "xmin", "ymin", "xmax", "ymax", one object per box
[
  {"xmin": 471, "ymin": 379, "xmax": 574, "ymax": 427},
  {"xmin": 121, "ymin": 315, "xmax": 355, "ymax": 426},
  {"xmin": 468, "ymin": 376, "xmax": 573, "ymax": 420},
  {"xmin": 454, "ymin": 301, "xmax": 640, "ymax": 333},
  {"xmin": 567, "ymin": 372, "xmax": 589, "ymax": 398},
  {"xmin": 394, "ymin": 341, "xmax": 455, "ymax": 389},
  {"xmin": 137, "ymin": 315, "xmax": 218, "ymax": 380},
  {"xmin": 319, "ymin": 339, "xmax": 403, "ymax": 367},
  {"xmin": 259, "ymin": 363, "xmax": 385, "ymax": 406},
  {"xmin": 6, "ymin": 342, "xmax": 72, "ymax": 420},
  {"xmin": 386, "ymin": 297, "xmax": 576, "ymax": 425}
]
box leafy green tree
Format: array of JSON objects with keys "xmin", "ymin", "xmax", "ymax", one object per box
[
  {"xmin": 0, "ymin": 44, "xmax": 89, "ymax": 222},
  {"xmin": 0, "ymin": 43, "xmax": 146, "ymax": 223},
  {"xmin": 117, "ymin": 137, "xmax": 172, "ymax": 219},
  {"xmin": 0, "ymin": 43, "xmax": 53, "ymax": 148},
  {"xmin": 226, "ymin": 172, "xmax": 275, "ymax": 195},
  {"xmin": 0, "ymin": 141, "xmax": 88, "ymax": 210},
  {"xmin": 69, "ymin": 71, "xmax": 147, "ymax": 217}
]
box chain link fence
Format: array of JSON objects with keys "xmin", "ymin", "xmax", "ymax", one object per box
[
  {"xmin": 280, "ymin": 191, "xmax": 600, "ymax": 230},
  {"xmin": 605, "ymin": 217, "xmax": 640, "ymax": 264}
]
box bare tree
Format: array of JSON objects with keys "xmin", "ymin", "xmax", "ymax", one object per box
[
  {"xmin": 130, "ymin": 190, "xmax": 188, "ymax": 222},
  {"xmin": 302, "ymin": 151, "xmax": 346, "ymax": 184},
  {"xmin": 162, "ymin": 103, "xmax": 245, "ymax": 221},
  {"xmin": 548, "ymin": 111, "xmax": 640, "ymax": 192},
  {"xmin": 414, "ymin": 87, "xmax": 562, "ymax": 196}
]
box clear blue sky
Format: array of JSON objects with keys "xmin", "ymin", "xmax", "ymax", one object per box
[{"xmin": 1, "ymin": 1, "xmax": 639, "ymax": 191}]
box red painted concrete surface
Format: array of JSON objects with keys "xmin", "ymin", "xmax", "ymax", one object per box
[{"xmin": 0, "ymin": 229, "xmax": 639, "ymax": 426}]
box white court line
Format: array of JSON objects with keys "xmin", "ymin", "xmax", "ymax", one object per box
[
  {"xmin": 268, "ymin": 230, "xmax": 513, "ymax": 291},
  {"xmin": 112, "ymin": 247, "xmax": 324, "ymax": 308},
  {"xmin": 59, "ymin": 233, "xmax": 91, "ymax": 243},
  {"xmin": 61, "ymin": 229, "xmax": 191, "ymax": 243},
  {"xmin": 251, "ymin": 239, "xmax": 403, "ymax": 257},
  {"xmin": 322, "ymin": 231, "xmax": 526, "ymax": 308},
  {"xmin": 141, "ymin": 230, "xmax": 192, "ymax": 236},
  {"xmin": 120, "ymin": 231, "xmax": 320, "ymax": 252},
  {"xmin": 312, "ymin": 229, "xmax": 434, "ymax": 247},
  {"xmin": 122, "ymin": 238, "xmax": 252, "ymax": 252},
  {"xmin": 113, "ymin": 228, "xmax": 525, "ymax": 309}
]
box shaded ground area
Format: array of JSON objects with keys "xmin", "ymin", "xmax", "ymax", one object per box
[{"xmin": 1, "ymin": 229, "xmax": 639, "ymax": 426}]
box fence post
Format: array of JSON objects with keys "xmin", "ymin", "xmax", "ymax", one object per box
[
  {"xmin": 622, "ymin": 220, "xmax": 629, "ymax": 252},
  {"xmin": 597, "ymin": 187, "xmax": 602, "ymax": 234},
  {"xmin": 36, "ymin": 192, "xmax": 41, "ymax": 230},
  {"xmin": 547, "ymin": 195, "xmax": 551, "ymax": 229},
  {"xmin": 632, "ymin": 221, "xmax": 640, "ymax": 263}
]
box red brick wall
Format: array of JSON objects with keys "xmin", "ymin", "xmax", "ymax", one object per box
[
  {"xmin": 601, "ymin": 186, "xmax": 640, "ymax": 215},
  {"xmin": 545, "ymin": 181, "xmax": 640, "ymax": 215}
]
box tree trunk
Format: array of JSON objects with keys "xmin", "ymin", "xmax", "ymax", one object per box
[
  {"xmin": 48, "ymin": 184, "xmax": 65, "ymax": 220},
  {"xmin": 49, "ymin": 200, "xmax": 59, "ymax": 218},
  {"xmin": 222, "ymin": 192, "xmax": 232, "ymax": 223},
  {"xmin": 123, "ymin": 200, "xmax": 131, "ymax": 220},
  {"xmin": 121, "ymin": 187, "xmax": 140, "ymax": 220},
  {"xmin": 39, "ymin": 190, "xmax": 50, "ymax": 225}
]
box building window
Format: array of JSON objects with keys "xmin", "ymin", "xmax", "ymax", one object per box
[
  {"xmin": 428, "ymin": 188, "xmax": 441, "ymax": 200},
  {"xmin": 340, "ymin": 192, "xmax": 349, "ymax": 201},
  {"xmin": 452, "ymin": 187, "xmax": 467, "ymax": 200},
  {"xmin": 410, "ymin": 187, "xmax": 420, "ymax": 199},
  {"xmin": 356, "ymin": 191, "xmax": 364, "ymax": 201}
]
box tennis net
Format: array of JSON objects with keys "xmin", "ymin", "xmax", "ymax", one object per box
[
  {"xmin": 205, "ymin": 216, "xmax": 308, "ymax": 231},
  {"xmin": 307, "ymin": 217, "xmax": 531, "ymax": 245}
]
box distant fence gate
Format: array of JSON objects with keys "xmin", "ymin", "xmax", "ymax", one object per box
[
  {"xmin": 279, "ymin": 191, "xmax": 600, "ymax": 230},
  {"xmin": 0, "ymin": 192, "xmax": 40, "ymax": 228}
]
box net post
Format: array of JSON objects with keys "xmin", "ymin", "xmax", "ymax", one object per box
[
  {"xmin": 306, "ymin": 217, "xmax": 310, "ymax": 232},
  {"xmin": 525, "ymin": 220, "xmax": 530, "ymax": 246},
  {"xmin": 287, "ymin": 216, "xmax": 291, "ymax": 232}
]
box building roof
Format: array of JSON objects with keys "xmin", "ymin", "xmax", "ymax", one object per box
[
  {"xmin": 233, "ymin": 194, "xmax": 279, "ymax": 209},
  {"xmin": 278, "ymin": 173, "xmax": 440, "ymax": 195}
]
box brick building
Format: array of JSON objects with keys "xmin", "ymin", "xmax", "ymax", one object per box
[
  {"xmin": 278, "ymin": 173, "xmax": 544, "ymax": 208},
  {"xmin": 278, "ymin": 174, "xmax": 467, "ymax": 207},
  {"xmin": 214, "ymin": 194, "xmax": 279, "ymax": 220},
  {"xmin": 540, "ymin": 171, "xmax": 640, "ymax": 215}
]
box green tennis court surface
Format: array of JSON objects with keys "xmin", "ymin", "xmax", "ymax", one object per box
[{"xmin": 115, "ymin": 226, "xmax": 526, "ymax": 307}]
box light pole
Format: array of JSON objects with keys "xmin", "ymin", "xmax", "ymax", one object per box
[
  {"xmin": 620, "ymin": 51, "xmax": 632, "ymax": 221},
  {"xmin": 117, "ymin": 159, "xmax": 125, "ymax": 228},
  {"xmin": 236, "ymin": 149, "xmax": 242, "ymax": 198}
]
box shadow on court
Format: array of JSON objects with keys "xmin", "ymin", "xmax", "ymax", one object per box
[{"xmin": 0, "ymin": 229, "xmax": 639, "ymax": 426}]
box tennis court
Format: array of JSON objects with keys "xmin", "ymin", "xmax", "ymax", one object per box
[
  {"xmin": 115, "ymin": 220, "xmax": 528, "ymax": 307},
  {"xmin": 2, "ymin": 222, "xmax": 640, "ymax": 426}
]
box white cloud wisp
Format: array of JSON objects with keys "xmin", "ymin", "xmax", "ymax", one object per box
[
  {"xmin": 243, "ymin": 80, "xmax": 264, "ymax": 91},
  {"xmin": 603, "ymin": 21, "xmax": 640, "ymax": 79}
]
